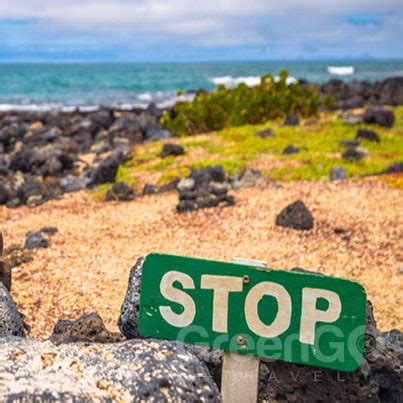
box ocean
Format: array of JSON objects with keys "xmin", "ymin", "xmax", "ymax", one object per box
[{"xmin": 0, "ymin": 60, "xmax": 402, "ymax": 111}]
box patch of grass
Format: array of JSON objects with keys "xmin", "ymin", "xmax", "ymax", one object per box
[
  {"xmin": 393, "ymin": 106, "xmax": 403, "ymax": 130},
  {"xmin": 147, "ymin": 156, "xmax": 177, "ymax": 172},
  {"xmin": 160, "ymin": 166, "xmax": 190, "ymax": 184},
  {"xmin": 93, "ymin": 184, "xmax": 112, "ymax": 201},
  {"xmin": 132, "ymin": 147, "xmax": 160, "ymax": 164},
  {"xmin": 115, "ymin": 107, "xmax": 403, "ymax": 186},
  {"xmin": 115, "ymin": 164, "xmax": 136, "ymax": 185},
  {"xmin": 180, "ymin": 138, "xmax": 211, "ymax": 148}
]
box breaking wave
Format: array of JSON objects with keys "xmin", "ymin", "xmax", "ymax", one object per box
[
  {"xmin": 0, "ymin": 92, "xmax": 195, "ymax": 112},
  {"xmin": 327, "ymin": 66, "xmax": 355, "ymax": 76},
  {"xmin": 210, "ymin": 75, "xmax": 298, "ymax": 87}
]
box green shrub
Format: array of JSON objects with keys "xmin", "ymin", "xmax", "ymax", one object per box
[{"xmin": 161, "ymin": 70, "xmax": 325, "ymax": 136}]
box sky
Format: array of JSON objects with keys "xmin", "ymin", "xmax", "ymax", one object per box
[{"xmin": 0, "ymin": 0, "xmax": 402, "ymax": 62}]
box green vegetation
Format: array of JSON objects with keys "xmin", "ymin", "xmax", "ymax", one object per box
[
  {"xmin": 115, "ymin": 164, "xmax": 136, "ymax": 185},
  {"xmin": 127, "ymin": 107, "xmax": 403, "ymax": 186},
  {"xmin": 94, "ymin": 107, "xmax": 403, "ymax": 198},
  {"xmin": 161, "ymin": 70, "xmax": 329, "ymax": 136},
  {"xmin": 93, "ymin": 183, "xmax": 112, "ymax": 201}
]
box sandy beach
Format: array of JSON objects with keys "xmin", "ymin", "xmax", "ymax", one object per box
[{"xmin": 1, "ymin": 178, "xmax": 401, "ymax": 338}]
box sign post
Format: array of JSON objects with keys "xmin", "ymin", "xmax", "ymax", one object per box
[
  {"xmin": 222, "ymin": 351, "xmax": 260, "ymax": 403},
  {"xmin": 138, "ymin": 253, "xmax": 367, "ymax": 398},
  {"xmin": 221, "ymin": 258, "xmax": 267, "ymax": 403}
]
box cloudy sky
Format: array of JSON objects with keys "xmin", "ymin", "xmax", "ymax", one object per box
[{"xmin": 0, "ymin": 0, "xmax": 402, "ymax": 62}]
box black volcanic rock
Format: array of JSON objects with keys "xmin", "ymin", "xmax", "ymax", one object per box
[
  {"xmin": 9, "ymin": 147, "xmax": 36, "ymax": 173},
  {"xmin": 283, "ymin": 113, "xmax": 300, "ymax": 126},
  {"xmin": 0, "ymin": 107, "xmax": 174, "ymax": 208},
  {"xmin": 282, "ymin": 144, "xmax": 300, "ymax": 155},
  {"xmin": 363, "ymin": 108, "xmax": 395, "ymax": 128},
  {"xmin": 0, "ymin": 233, "xmax": 11, "ymax": 291},
  {"xmin": 105, "ymin": 182, "xmax": 136, "ymax": 202},
  {"xmin": 356, "ymin": 128, "xmax": 380, "ymax": 143},
  {"xmin": 384, "ymin": 161, "xmax": 403, "ymax": 174},
  {"xmin": 90, "ymin": 155, "xmax": 121, "ymax": 185},
  {"xmin": 160, "ymin": 143, "xmax": 185, "ymax": 158},
  {"xmin": 50, "ymin": 312, "xmax": 123, "ymax": 345},
  {"xmin": 317, "ymin": 76, "xmax": 403, "ymax": 110},
  {"xmin": 0, "ymin": 183, "xmax": 10, "ymax": 205},
  {"xmin": 0, "ymin": 284, "xmax": 27, "ymax": 337},
  {"xmin": 256, "ymin": 128, "xmax": 274, "ymax": 138},
  {"xmin": 342, "ymin": 148, "xmax": 365, "ymax": 161},
  {"xmin": 176, "ymin": 166, "xmax": 234, "ymax": 213},
  {"xmin": 118, "ymin": 257, "xmax": 145, "ymax": 339},
  {"xmin": 329, "ymin": 166, "xmax": 347, "ymax": 181},
  {"xmin": 261, "ymin": 302, "xmax": 403, "ymax": 402},
  {"xmin": 24, "ymin": 231, "xmax": 48, "ymax": 250},
  {"xmin": 275, "ymin": 200, "xmax": 314, "ymax": 230},
  {"xmin": 340, "ymin": 139, "xmax": 360, "ymax": 149},
  {"xmin": 189, "ymin": 165, "xmax": 225, "ymax": 185}
]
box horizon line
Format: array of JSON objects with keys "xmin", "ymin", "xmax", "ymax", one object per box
[{"xmin": 1, "ymin": 57, "xmax": 403, "ymax": 65}]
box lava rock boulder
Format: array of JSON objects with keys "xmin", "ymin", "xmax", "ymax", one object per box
[
  {"xmin": 50, "ymin": 312, "xmax": 124, "ymax": 345},
  {"xmin": 176, "ymin": 166, "xmax": 235, "ymax": 213},
  {"xmin": 329, "ymin": 166, "xmax": 347, "ymax": 181},
  {"xmin": 232, "ymin": 169, "xmax": 267, "ymax": 189},
  {"xmin": 60, "ymin": 174, "xmax": 91, "ymax": 193},
  {"xmin": 24, "ymin": 227, "xmax": 58, "ymax": 250},
  {"xmin": 256, "ymin": 128, "xmax": 274, "ymax": 138},
  {"xmin": 283, "ymin": 113, "xmax": 300, "ymax": 126},
  {"xmin": 275, "ymin": 200, "xmax": 314, "ymax": 230},
  {"xmin": 0, "ymin": 283, "xmax": 27, "ymax": 337},
  {"xmin": 282, "ymin": 144, "xmax": 300, "ymax": 155},
  {"xmin": 363, "ymin": 108, "xmax": 395, "ymax": 128},
  {"xmin": 142, "ymin": 183, "xmax": 159, "ymax": 195},
  {"xmin": 260, "ymin": 302, "xmax": 403, "ymax": 402},
  {"xmin": 356, "ymin": 128, "xmax": 380, "ymax": 143},
  {"xmin": 118, "ymin": 257, "xmax": 145, "ymax": 339},
  {"xmin": 0, "ymin": 337, "xmax": 221, "ymax": 401},
  {"xmin": 189, "ymin": 165, "xmax": 226, "ymax": 185},
  {"xmin": 105, "ymin": 182, "xmax": 136, "ymax": 202},
  {"xmin": 90, "ymin": 154, "xmax": 121, "ymax": 185},
  {"xmin": 160, "ymin": 143, "xmax": 185, "ymax": 158},
  {"xmin": 0, "ymin": 233, "xmax": 11, "ymax": 291},
  {"xmin": 24, "ymin": 231, "xmax": 49, "ymax": 250},
  {"xmin": 9, "ymin": 147, "xmax": 37, "ymax": 173},
  {"xmin": 384, "ymin": 161, "xmax": 403, "ymax": 174},
  {"xmin": 0, "ymin": 183, "xmax": 11, "ymax": 205},
  {"xmin": 340, "ymin": 139, "xmax": 360, "ymax": 149},
  {"xmin": 342, "ymin": 148, "xmax": 365, "ymax": 161},
  {"xmin": 145, "ymin": 129, "xmax": 173, "ymax": 141}
]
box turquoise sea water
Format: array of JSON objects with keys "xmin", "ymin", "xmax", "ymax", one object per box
[{"xmin": 0, "ymin": 60, "xmax": 402, "ymax": 110}]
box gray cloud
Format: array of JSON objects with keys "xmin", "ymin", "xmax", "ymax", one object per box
[{"xmin": 0, "ymin": 0, "xmax": 402, "ymax": 57}]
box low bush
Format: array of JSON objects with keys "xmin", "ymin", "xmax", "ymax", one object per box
[{"xmin": 161, "ymin": 70, "xmax": 329, "ymax": 136}]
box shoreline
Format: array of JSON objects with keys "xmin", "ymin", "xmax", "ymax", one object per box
[{"xmin": 1, "ymin": 76, "xmax": 403, "ymax": 113}]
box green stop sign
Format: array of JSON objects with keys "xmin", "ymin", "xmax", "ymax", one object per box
[{"xmin": 138, "ymin": 253, "xmax": 367, "ymax": 372}]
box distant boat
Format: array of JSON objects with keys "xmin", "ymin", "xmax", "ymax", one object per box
[{"xmin": 327, "ymin": 66, "xmax": 355, "ymax": 75}]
